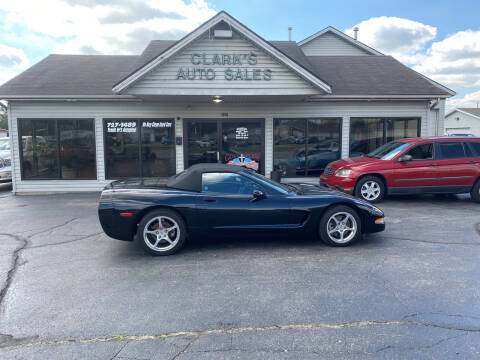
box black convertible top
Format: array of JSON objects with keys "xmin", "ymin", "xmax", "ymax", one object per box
[{"xmin": 167, "ymin": 163, "xmax": 245, "ymax": 192}]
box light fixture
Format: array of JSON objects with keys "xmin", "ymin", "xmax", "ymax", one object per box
[{"xmin": 212, "ymin": 95, "xmax": 223, "ymax": 103}]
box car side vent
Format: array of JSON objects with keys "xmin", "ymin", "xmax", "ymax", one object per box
[{"xmin": 323, "ymin": 166, "xmax": 335, "ymax": 177}]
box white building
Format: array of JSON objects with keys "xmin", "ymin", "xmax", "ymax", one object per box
[
  {"xmin": 445, "ymin": 108, "xmax": 480, "ymax": 136},
  {"xmin": 0, "ymin": 11, "xmax": 455, "ymax": 194}
]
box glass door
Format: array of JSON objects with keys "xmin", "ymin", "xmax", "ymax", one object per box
[
  {"xmin": 221, "ymin": 120, "xmax": 264, "ymax": 174},
  {"xmin": 184, "ymin": 119, "xmax": 265, "ymax": 174},
  {"xmin": 185, "ymin": 120, "xmax": 219, "ymax": 167}
]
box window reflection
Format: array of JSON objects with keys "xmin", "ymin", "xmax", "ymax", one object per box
[
  {"xmin": 274, "ymin": 118, "xmax": 341, "ymax": 177},
  {"xmin": 19, "ymin": 119, "xmax": 96, "ymax": 180},
  {"xmin": 105, "ymin": 119, "xmax": 175, "ymax": 179},
  {"xmin": 59, "ymin": 120, "xmax": 96, "ymax": 179},
  {"xmin": 350, "ymin": 118, "xmax": 420, "ymax": 157}
]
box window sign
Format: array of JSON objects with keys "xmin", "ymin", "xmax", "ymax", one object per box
[
  {"xmin": 235, "ymin": 127, "xmax": 248, "ymax": 140},
  {"xmin": 104, "ymin": 119, "xmax": 175, "ymax": 179},
  {"xmin": 106, "ymin": 121, "xmax": 137, "ymax": 133}
]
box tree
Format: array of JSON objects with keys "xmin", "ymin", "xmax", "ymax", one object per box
[{"xmin": 0, "ymin": 102, "xmax": 7, "ymax": 130}]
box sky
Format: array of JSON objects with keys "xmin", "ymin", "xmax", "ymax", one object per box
[{"xmin": 1, "ymin": 0, "xmax": 480, "ymax": 110}]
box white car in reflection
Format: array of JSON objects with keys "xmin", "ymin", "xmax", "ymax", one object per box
[{"xmin": 0, "ymin": 156, "xmax": 11, "ymax": 183}]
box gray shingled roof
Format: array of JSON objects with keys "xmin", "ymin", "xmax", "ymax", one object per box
[
  {"xmin": 0, "ymin": 54, "xmax": 138, "ymax": 96},
  {"xmin": 458, "ymin": 108, "xmax": 480, "ymax": 117},
  {"xmin": 0, "ymin": 41, "xmax": 452, "ymax": 97},
  {"xmin": 307, "ymin": 56, "xmax": 450, "ymax": 96}
]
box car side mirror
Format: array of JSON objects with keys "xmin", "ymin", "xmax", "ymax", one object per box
[
  {"xmin": 251, "ymin": 190, "xmax": 266, "ymax": 202},
  {"xmin": 398, "ymin": 154, "xmax": 413, "ymax": 162}
]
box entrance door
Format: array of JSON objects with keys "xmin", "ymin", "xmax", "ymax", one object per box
[{"xmin": 184, "ymin": 119, "xmax": 265, "ymax": 174}]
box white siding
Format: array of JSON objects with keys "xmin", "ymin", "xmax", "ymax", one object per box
[
  {"xmin": 445, "ymin": 110, "xmax": 480, "ymax": 136},
  {"xmin": 265, "ymin": 117, "xmax": 273, "ymax": 176},
  {"xmin": 300, "ymin": 32, "xmax": 371, "ymax": 56},
  {"xmin": 175, "ymin": 117, "xmax": 184, "ymax": 172},
  {"xmin": 126, "ymin": 31, "xmax": 320, "ymax": 96},
  {"xmin": 341, "ymin": 116, "xmax": 350, "ymax": 159},
  {"xmin": 10, "ymin": 100, "xmax": 432, "ymax": 193}
]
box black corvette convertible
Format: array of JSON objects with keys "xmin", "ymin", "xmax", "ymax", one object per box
[{"xmin": 98, "ymin": 163, "xmax": 385, "ymax": 255}]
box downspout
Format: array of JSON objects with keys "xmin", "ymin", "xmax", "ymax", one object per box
[
  {"xmin": 6, "ymin": 101, "xmax": 15, "ymax": 194},
  {"xmin": 430, "ymin": 98, "xmax": 440, "ymax": 136}
]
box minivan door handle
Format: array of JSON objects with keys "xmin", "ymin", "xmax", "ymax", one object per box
[
  {"xmin": 203, "ymin": 197, "xmax": 217, "ymax": 203},
  {"xmin": 467, "ymin": 160, "xmax": 478, "ymax": 164},
  {"xmin": 426, "ymin": 163, "xmax": 437, "ymax": 167}
]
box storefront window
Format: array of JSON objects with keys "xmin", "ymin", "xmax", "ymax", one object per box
[
  {"xmin": 19, "ymin": 119, "xmax": 96, "ymax": 180},
  {"xmin": 274, "ymin": 118, "xmax": 341, "ymax": 177},
  {"xmin": 104, "ymin": 119, "xmax": 175, "ymax": 179},
  {"xmin": 59, "ymin": 120, "xmax": 96, "ymax": 179},
  {"xmin": 350, "ymin": 117, "xmax": 420, "ymax": 156}
]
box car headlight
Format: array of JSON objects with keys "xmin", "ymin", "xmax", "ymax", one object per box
[{"xmin": 335, "ymin": 169, "xmax": 352, "ymax": 177}]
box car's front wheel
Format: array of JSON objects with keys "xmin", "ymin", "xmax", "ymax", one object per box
[
  {"xmin": 319, "ymin": 205, "xmax": 361, "ymax": 246},
  {"xmin": 355, "ymin": 176, "xmax": 385, "ymax": 203},
  {"xmin": 136, "ymin": 209, "xmax": 187, "ymax": 256}
]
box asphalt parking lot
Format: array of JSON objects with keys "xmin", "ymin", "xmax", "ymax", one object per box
[{"xmin": 0, "ymin": 186, "xmax": 480, "ymax": 359}]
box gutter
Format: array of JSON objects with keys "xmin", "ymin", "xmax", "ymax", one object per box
[{"xmin": 0, "ymin": 95, "xmax": 141, "ymax": 102}]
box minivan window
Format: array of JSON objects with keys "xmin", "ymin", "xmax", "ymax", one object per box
[
  {"xmin": 465, "ymin": 142, "xmax": 480, "ymax": 157},
  {"xmin": 406, "ymin": 143, "xmax": 433, "ymax": 160},
  {"xmin": 436, "ymin": 142, "xmax": 466, "ymax": 160},
  {"xmin": 365, "ymin": 141, "xmax": 410, "ymax": 160}
]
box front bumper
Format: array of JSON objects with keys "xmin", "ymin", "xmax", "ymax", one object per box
[{"xmin": 319, "ymin": 178, "xmax": 355, "ymax": 194}]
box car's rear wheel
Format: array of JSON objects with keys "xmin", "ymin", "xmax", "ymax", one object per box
[
  {"xmin": 355, "ymin": 176, "xmax": 385, "ymax": 203},
  {"xmin": 471, "ymin": 179, "xmax": 480, "ymax": 203},
  {"xmin": 137, "ymin": 209, "xmax": 187, "ymax": 256},
  {"xmin": 319, "ymin": 205, "xmax": 361, "ymax": 246}
]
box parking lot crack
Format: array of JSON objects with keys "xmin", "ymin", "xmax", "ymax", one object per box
[
  {"xmin": 28, "ymin": 232, "xmax": 103, "ymax": 249},
  {"xmin": 27, "ymin": 218, "xmax": 79, "ymax": 239},
  {"xmin": 170, "ymin": 336, "xmax": 197, "ymax": 360},
  {"xmin": 2, "ymin": 320, "xmax": 480, "ymax": 351},
  {"xmin": 388, "ymin": 236, "xmax": 480, "ymax": 246},
  {"xmin": 0, "ymin": 233, "xmax": 29, "ymax": 314}
]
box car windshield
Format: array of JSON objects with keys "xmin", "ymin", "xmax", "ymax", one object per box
[
  {"xmin": 241, "ymin": 170, "xmax": 290, "ymax": 194},
  {"xmin": 365, "ymin": 141, "xmax": 410, "ymax": 160},
  {"xmin": 0, "ymin": 139, "xmax": 9, "ymax": 151}
]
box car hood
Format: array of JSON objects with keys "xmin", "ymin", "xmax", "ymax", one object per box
[{"xmin": 328, "ymin": 156, "xmax": 383, "ymax": 169}]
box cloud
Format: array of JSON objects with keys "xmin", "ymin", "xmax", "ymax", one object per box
[
  {"xmin": 1, "ymin": 0, "xmax": 216, "ymax": 55},
  {"xmin": 345, "ymin": 16, "xmax": 436, "ymax": 64},
  {"xmin": 414, "ymin": 30, "xmax": 480, "ymax": 90},
  {"xmin": 0, "ymin": 44, "xmax": 29, "ymax": 69},
  {"xmin": 447, "ymin": 90, "xmax": 480, "ymax": 110},
  {"xmin": 0, "ymin": 44, "xmax": 29, "ymax": 86}
]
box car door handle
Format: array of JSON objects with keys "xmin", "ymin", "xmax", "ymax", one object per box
[
  {"xmin": 468, "ymin": 160, "xmax": 478, "ymax": 164},
  {"xmin": 426, "ymin": 164, "xmax": 437, "ymax": 167},
  {"xmin": 203, "ymin": 197, "xmax": 217, "ymax": 203}
]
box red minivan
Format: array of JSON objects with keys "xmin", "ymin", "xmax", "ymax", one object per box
[{"xmin": 320, "ymin": 137, "xmax": 480, "ymax": 203}]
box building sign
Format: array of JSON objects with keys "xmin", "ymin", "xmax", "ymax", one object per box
[{"xmin": 176, "ymin": 52, "xmax": 272, "ymax": 81}]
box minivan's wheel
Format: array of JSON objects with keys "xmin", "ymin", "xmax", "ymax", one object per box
[
  {"xmin": 136, "ymin": 209, "xmax": 187, "ymax": 256},
  {"xmin": 471, "ymin": 180, "xmax": 480, "ymax": 203},
  {"xmin": 319, "ymin": 205, "xmax": 361, "ymax": 247},
  {"xmin": 355, "ymin": 176, "xmax": 385, "ymax": 203}
]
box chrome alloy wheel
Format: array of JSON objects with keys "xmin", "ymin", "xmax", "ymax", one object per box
[
  {"xmin": 143, "ymin": 216, "xmax": 180, "ymax": 252},
  {"xmin": 360, "ymin": 181, "xmax": 381, "ymax": 201},
  {"xmin": 326, "ymin": 212, "xmax": 358, "ymax": 244}
]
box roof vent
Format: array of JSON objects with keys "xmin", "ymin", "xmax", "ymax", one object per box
[
  {"xmin": 353, "ymin": 27, "xmax": 359, "ymax": 40},
  {"xmin": 288, "ymin": 27, "xmax": 292, "ymax": 41},
  {"xmin": 214, "ymin": 29, "xmax": 232, "ymax": 38}
]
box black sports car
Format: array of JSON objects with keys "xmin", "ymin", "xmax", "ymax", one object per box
[{"xmin": 98, "ymin": 163, "xmax": 385, "ymax": 255}]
